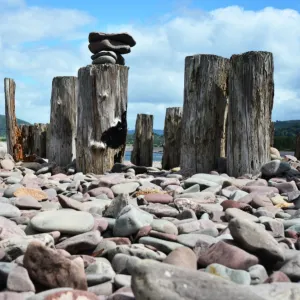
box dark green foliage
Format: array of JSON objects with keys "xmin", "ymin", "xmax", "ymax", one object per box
[
  {"xmin": 274, "ymin": 136, "xmax": 295, "ymax": 151},
  {"xmin": 273, "ymin": 120, "xmax": 300, "ymax": 151},
  {"xmin": 274, "ymin": 120, "xmax": 300, "ymax": 137},
  {"xmin": 126, "ymin": 132, "xmax": 163, "ymax": 147}
]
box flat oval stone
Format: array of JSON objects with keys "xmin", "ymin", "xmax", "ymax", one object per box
[
  {"xmin": 92, "ymin": 55, "xmax": 116, "ymax": 64},
  {"xmin": 13, "ymin": 187, "xmax": 48, "ymax": 201},
  {"xmin": 139, "ymin": 236, "xmax": 184, "ymax": 254},
  {"xmin": 111, "ymin": 182, "xmax": 139, "ymax": 195},
  {"xmin": 91, "ymin": 50, "xmax": 118, "ymax": 60},
  {"xmin": 88, "ymin": 187, "xmax": 114, "ymax": 199},
  {"xmin": 15, "ymin": 196, "xmax": 42, "ymax": 210},
  {"xmin": 144, "ymin": 194, "xmax": 173, "ymax": 204},
  {"xmin": 30, "ymin": 209, "xmax": 94, "ymax": 234},
  {"xmin": 0, "ymin": 203, "xmax": 21, "ymax": 218},
  {"xmin": 0, "ymin": 159, "xmax": 15, "ymax": 171}
]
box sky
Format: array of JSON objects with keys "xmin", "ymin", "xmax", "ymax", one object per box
[{"xmin": 0, "ymin": 0, "xmax": 300, "ymax": 129}]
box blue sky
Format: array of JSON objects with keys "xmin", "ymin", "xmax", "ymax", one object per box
[{"xmin": 0, "ymin": 0, "xmax": 300, "ymax": 129}]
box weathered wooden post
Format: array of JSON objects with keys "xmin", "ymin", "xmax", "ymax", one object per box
[
  {"xmin": 295, "ymin": 133, "xmax": 300, "ymax": 159},
  {"xmin": 76, "ymin": 31, "xmax": 135, "ymax": 174},
  {"xmin": 270, "ymin": 122, "xmax": 275, "ymax": 147},
  {"xmin": 48, "ymin": 76, "xmax": 77, "ymax": 166},
  {"xmin": 76, "ymin": 65, "xmax": 129, "ymax": 174},
  {"xmin": 19, "ymin": 125, "xmax": 29, "ymax": 155},
  {"xmin": 28, "ymin": 125, "xmax": 34, "ymax": 155},
  {"xmin": 227, "ymin": 51, "xmax": 274, "ymax": 177},
  {"xmin": 32, "ymin": 123, "xmax": 48, "ymax": 158},
  {"xmin": 180, "ymin": 55, "xmax": 229, "ymax": 176},
  {"xmin": 162, "ymin": 107, "xmax": 182, "ymax": 170},
  {"xmin": 4, "ymin": 78, "xmax": 17, "ymax": 156},
  {"xmin": 131, "ymin": 114, "xmax": 154, "ymax": 167},
  {"xmin": 45, "ymin": 123, "xmax": 50, "ymax": 159}
]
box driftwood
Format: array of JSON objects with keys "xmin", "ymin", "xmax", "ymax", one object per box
[
  {"xmin": 270, "ymin": 122, "xmax": 275, "ymax": 147},
  {"xmin": 180, "ymin": 55, "xmax": 229, "ymax": 175},
  {"xmin": 76, "ymin": 64, "xmax": 128, "ymax": 174},
  {"xmin": 32, "ymin": 124, "xmax": 48, "ymax": 158},
  {"xmin": 227, "ymin": 51, "xmax": 274, "ymax": 177},
  {"xmin": 19, "ymin": 124, "xmax": 48, "ymax": 158},
  {"xmin": 4, "ymin": 78, "xmax": 18, "ymax": 157},
  {"xmin": 295, "ymin": 133, "xmax": 300, "ymax": 159},
  {"xmin": 131, "ymin": 114, "xmax": 154, "ymax": 167},
  {"xmin": 19, "ymin": 125, "xmax": 29, "ymax": 155},
  {"xmin": 162, "ymin": 107, "xmax": 182, "ymax": 170},
  {"xmin": 48, "ymin": 76, "xmax": 77, "ymax": 166}
]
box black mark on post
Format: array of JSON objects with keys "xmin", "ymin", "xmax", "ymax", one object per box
[{"xmin": 101, "ymin": 111, "xmax": 127, "ymax": 149}]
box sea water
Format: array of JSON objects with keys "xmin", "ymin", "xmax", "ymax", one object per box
[{"xmin": 125, "ymin": 151, "xmax": 163, "ymax": 162}]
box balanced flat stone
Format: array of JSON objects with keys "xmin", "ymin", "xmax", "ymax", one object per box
[
  {"xmin": 88, "ymin": 40, "xmax": 131, "ymax": 54},
  {"xmin": 30, "ymin": 209, "xmax": 94, "ymax": 234},
  {"xmin": 89, "ymin": 32, "xmax": 136, "ymax": 47}
]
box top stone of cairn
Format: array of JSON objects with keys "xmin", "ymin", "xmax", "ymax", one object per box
[
  {"xmin": 88, "ymin": 32, "xmax": 136, "ymax": 66},
  {"xmin": 88, "ymin": 32, "xmax": 136, "ymax": 47}
]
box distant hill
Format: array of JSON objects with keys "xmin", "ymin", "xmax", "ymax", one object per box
[
  {"xmin": 273, "ymin": 120, "xmax": 300, "ymax": 151},
  {"xmin": 127, "ymin": 129, "xmax": 164, "ymax": 147},
  {"xmin": 274, "ymin": 120, "xmax": 300, "ymax": 137},
  {"xmin": 0, "ymin": 115, "xmax": 30, "ymax": 137},
  {"xmin": 128, "ymin": 129, "xmax": 163, "ymax": 135}
]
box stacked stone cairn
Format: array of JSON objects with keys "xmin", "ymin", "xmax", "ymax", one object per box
[
  {"xmin": 1, "ymin": 146, "xmax": 300, "ymax": 298},
  {"xmin": 88, "ymin": 32, "xmax": 136, "ymax": 66}
]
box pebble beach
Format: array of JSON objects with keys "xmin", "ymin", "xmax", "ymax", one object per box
[{"xmin": 0, "ymin": 145, "xmax": 298, "ymax": 299}]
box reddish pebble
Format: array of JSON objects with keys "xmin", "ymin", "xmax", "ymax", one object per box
[
  {"xmin": 105, "ymin": 237, "xmax": 131, "ymax": 245},
  {"xmin": 265, "ymin": 271, "xmax": 291, "ymax": 283},
  {"xmin": 144, "ymin": 193, "xmax": 173, "ymax": 204}
]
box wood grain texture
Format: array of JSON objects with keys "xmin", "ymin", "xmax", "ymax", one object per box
[
  {"xmin": 48, "ymin": 76, "xmax": 77, "ymax": 166},
  {"xmin": 76, "ymin": 64, "xmax": 128, "ymax": 174},
  {"xmin": 19, "ymin": 124, "xmax": 48, "ymax": 158},
  {"xmin": 4, "ymin": 78, "xmax": 17, "ymax": 156},
  {"xmin": 270, "ymin": 122, "xmax": 275, "ymax": 147},
  {"xmin": 162, "ymin": 107, "xmax": 182, "ymax": 170},
  {"xmin": 180, "ymin": 55, "xmax": 229, "ymax": 176},
  {"xmin": 19, "ymin": 125, "xmax": 29, "ymax": 155},
  {"xmin": 227, "ymin": 51, "xmax": 274, "ymax": 177},
  {"xmin": 131, "ymin": 114, "xmax": 154, "ymax": 167},
  {"xmin": 32, "ymin": 123, "xmax": 48, "ymax": 158},
  {"xmin": 295, "ymin": 133, "xmax": 300, "ymax": 160}
]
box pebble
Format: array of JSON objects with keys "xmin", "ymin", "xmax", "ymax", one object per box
[
  {"xmin": 163, "ymin": 247, "xmax": 197, "ymax": 269},
  {"xmin": 205, "ymin": 263, "xmax": 251, "ymax": 285},
  {"xmin": 113, "ymin": 205, "xmax": 153, "ymax": 236},
  {"xmin": 15, "ymin": 196, "xmax": 42, "ymax": 210},
  {"xmin": 228, "ymin": 218, "xmax": 285, "ymax": 261},
  {"xmin": 0, "ymin": 159, "xmax": 15, "ymax": 170},
  {"xmin": 0, "ymin": 148, "xmax": 297, "ymax": 298},
  {"xmin": 23, "ymin": 240, "xmax": 87, "ymax": 289},
  {"xmin": 30, "ymin": 209, "xmax": 95, "ymax": 234},
  {"xmin": 111, "ymin": 182, "xmax": 139, "ymax": 195},
  {"xmin": 0, "ymin": 203, "xmax": 21, "ymax": 218},
  {"xmin": 55, "ymin": 231, "xmax": 102, "ymax": 254},
  {"xmin": 85, "ymin": 257, "xmax": 115, "ymax": 286},
  {"xmin": 197, "ymin": 240, "xmax": 259, "ymax": 269},
  {"xmin": 7, "ymin": 265, "xmax": 35, "ymax": 292},
  {"xmin": 150, "ymin": 219, "xmax": 178, "ymax": 235},
  {"xmin": 138, "ymin": 236, "xmax": 184, "ymax": 254},
  {"xmin": 130, "ymin": 259, "xmax": 262, "ymax": 300}
]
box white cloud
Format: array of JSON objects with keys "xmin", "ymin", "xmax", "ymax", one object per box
[
  {"xmin": 118, "ymin": 6, "xmax": 300, "ymax": 127},
  {"xmin": 1, "ymin": 3, "xmax": 300, "ymax": 129}
]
